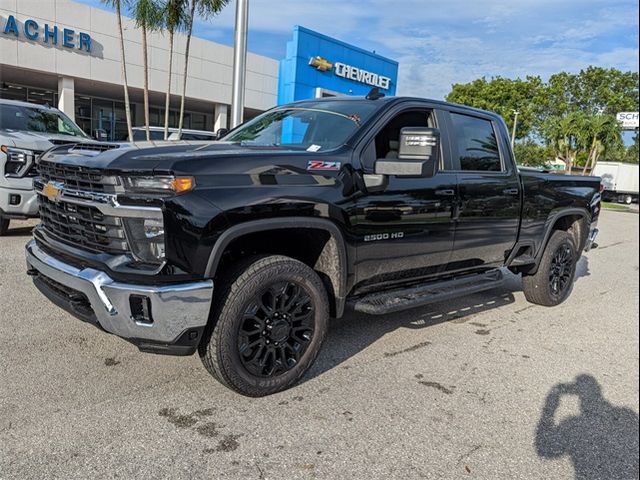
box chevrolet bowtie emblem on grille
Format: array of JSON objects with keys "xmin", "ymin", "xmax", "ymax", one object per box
[
  {"xmin": 42, "ymin": 181, "xmax": 63, "ymax": 202},
  {"xmin": 309, "ymin": 56, "xmax": 333, "ymax": 72}
]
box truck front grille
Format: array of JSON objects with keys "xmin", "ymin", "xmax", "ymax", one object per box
[
  {"xmin": 38, "ymin": 195, "xmax": 130, "ymax": 255},
  {"xmin": 38, "ymin": 160, "xmax": 118, "ymax": 193}
]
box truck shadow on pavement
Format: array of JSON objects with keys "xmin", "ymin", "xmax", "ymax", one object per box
[
  {"xmin": 307, "ymin": 257, "xmax": 591, "ymax": 381},
  {"xmin": 535, "ymin": 374, "xmax": 639, "ymax": 480},
  {"xmin": 4, "ymin": 225, "xmax": 36, "ymax": 237}
]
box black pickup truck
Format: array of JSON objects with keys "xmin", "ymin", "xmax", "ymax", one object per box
[{"xmin": 25, "ymin": 95, "xmax": 601, "ymax": 396}]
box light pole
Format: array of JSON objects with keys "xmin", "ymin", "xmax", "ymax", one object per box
[
  {"xmin": 511, "ymin": 109, "xmax": 519, "ymax": 149},
  {"xmin": 231, "ymin": 0, "xmax": 249, "ymax": 128}
]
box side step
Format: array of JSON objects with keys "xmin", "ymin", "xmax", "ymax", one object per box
[{"xmin": 351, "ymin": 269, "xmax": 504, "ymax": 315}]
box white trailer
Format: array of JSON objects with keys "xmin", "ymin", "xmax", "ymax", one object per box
[{"xmin": 593, "ymin": 162, "xmax": 639, "ymax": 204}]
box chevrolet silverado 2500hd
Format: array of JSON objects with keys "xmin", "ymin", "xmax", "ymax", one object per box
[
  {"xmin": 25, "ymin": 95, "xmax": 601, "ymax": 396},
  {"xmin": 0, "ymin": 99, "xmax": 102, "ymax": 235}
]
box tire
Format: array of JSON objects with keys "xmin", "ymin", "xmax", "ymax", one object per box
[
  {"xmin": 0, "ymin": 217, "xmax": 9, "ymax": 236},
  {"xmin": 522, "ymin": 230, "xmax": 577, "ymax": 307},
  {"xmin": 199, "ymin": 255, "xmax": 329, "ymax": 397},
  {"xmin": 624, "ymin": 195, "xmax": 633, "ymax": 205}
]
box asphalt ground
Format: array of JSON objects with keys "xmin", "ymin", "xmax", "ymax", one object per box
[{"xmin": 1, "ymin": 210, "xmax": 638, "ymax": 480}]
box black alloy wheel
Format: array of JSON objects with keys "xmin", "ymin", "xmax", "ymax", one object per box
[
  {"xmin": 199, "ymin": 255, "xmax": 329, "ymax": 397},
  {"xmin": 238, "ymin": 281, "xmax": 315, "ymax": 377},
  {"xmin": 549, "ymin": 242, "xmax": 574, "ymax": 298},
  {"xmin": 522, "ymin": 230, "xmax": 578, "ymax": 307}
]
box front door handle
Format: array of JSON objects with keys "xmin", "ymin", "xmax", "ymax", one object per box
[
  {"xmin": 503, "ymin": 188, "xmax": 519, "ymax": 196},
  {"xmin": 435, "ymin": 189, "xmax": 455, "ymax": 196}
]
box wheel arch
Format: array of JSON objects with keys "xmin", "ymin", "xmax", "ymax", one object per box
[
  {"xmin": 525, "ymin": 208, "xmax": 590, "ymax": 275},
  {"xmin": 204, "ymin": 217, "xmax": 349, "ymax": 318}
]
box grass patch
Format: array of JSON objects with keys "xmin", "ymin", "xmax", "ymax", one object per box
[{"xmin": 602, "ymin": 202, "xmax": 630, "ymax": 211}]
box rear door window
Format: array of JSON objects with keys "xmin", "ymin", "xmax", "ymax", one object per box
[{"xmin": 450, "ymin": 113, "xmax": 502, "ymax": 172}]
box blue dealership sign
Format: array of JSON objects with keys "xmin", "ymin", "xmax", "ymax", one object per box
[
  {"xmin": 278, "ymin": 26, "xmax": 398, "ymax": 105},
  {"xmin": 2, "ymin": 15, "xmax": 92, "ymax": 53}
]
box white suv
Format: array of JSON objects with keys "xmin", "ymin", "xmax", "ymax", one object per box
[{"xmin": 0, "ymin": 99, "xmax": 97, "ymax": 235}]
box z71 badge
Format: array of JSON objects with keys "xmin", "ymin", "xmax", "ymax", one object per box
[{"xmin": 307, "ymin": 160, "xmax": 341, "ymax": 171}]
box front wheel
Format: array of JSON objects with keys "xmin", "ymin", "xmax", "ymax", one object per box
[
  {"xmin": 199, "ymin": 255, "xmax": 329, "ymax": 397},
  {"xmin": 522, "ymin": 230, "xmax": 577, "ymax": 306}
]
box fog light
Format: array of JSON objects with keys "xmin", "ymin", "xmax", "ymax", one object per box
[
  {"xmin": 9, "ymin": 194, "xmax": 20, "ymax": 205},
  {"xmin": 122, "ymin": 217, "xmax": 166, "ymax": 265},
  {"xmin": 130, "ymin": 295, "xmax": 153, "ymax": 324}
]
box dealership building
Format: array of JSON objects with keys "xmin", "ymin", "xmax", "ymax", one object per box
[{"xmin": 0, "ymin": 0, "xmax": 398, "ymax": 141}]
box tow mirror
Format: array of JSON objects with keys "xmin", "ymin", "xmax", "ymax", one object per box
[{"xmin": 375, "ymin": 127, "xmax": 440, "ymax": 177}]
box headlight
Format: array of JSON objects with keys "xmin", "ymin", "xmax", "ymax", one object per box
[
  {"xmin": 121, "ymin": 175, "xmax": 195, "ymax": 195},
  {"xmin": 1, "ymin": 145, "xmax": 38, "ymax": 176},
  {"xmin": 122, "ymin": 217, "xmax": 166, "ymax": 265}
]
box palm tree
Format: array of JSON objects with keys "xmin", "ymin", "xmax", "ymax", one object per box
[
  {"xmin": 133, "ymin": 0, "xmax": 163, "ymax": 141},
  {"xmin": 162, "ymin": 0, "xmax": 188, "ymax": 140},
  {"xmin": 101, "ymin": 0, "xmax": 134, "ymax": 141},
  {"xmin": 581, "ymin": 115, "xmax": 622, "ymax": 175},
  {"xmin": 178, "ymin": 0, "xmax": 229, "ymax": 137},
  {"xmin": 543, "ymin": 112, "xmax": 588, "ymax": 174}
]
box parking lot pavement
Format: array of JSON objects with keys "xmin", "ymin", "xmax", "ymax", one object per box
[{"xmin": 1, "ymin": 210, "xmax": 638, "ymax": 480}]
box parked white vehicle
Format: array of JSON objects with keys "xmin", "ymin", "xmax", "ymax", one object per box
[
  {"xmin": 0, "ymin": 99, "xmax": 101, "ymax": 235},
  {"xmin": 593, "ymin": 161, "xmax": 639, "ymax": 204}
]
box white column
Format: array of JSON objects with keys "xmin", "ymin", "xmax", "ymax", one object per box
[
  {"xmin": 214, "ymin": 103, "xmax": 228, "ymax": 131},
  {"xmin": 57, "ymin": 77, "xmax": 75, "ymax": 121}
]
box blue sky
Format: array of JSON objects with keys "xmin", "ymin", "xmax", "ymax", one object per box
[{"xmin": 78, "ymin": 0, "xmax": 639, "ymax": 100}]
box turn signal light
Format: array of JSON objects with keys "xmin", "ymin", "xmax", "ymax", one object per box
[{"xmin": 171, "ymin": 177, "xmax": 195, "ymax": 193}]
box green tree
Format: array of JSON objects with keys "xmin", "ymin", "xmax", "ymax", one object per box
[
  {"xmin": 541, "ymin": 112, "xmax": 589, "ymax": 174},
  {"xmin": 513, "ymin": 140, "xmax": 553, "ymax": 167},
  {"xmin": 624, "ymin": 135, "xmax": 639, "ymax": 164},
  {"xmin": 543, "ymin": 67, "xmax": 639, "ymax": 118},
  {"xmin": 162, "ymin": 0, "xmax": 188, "ymax": 140},
  {"xmin": 101, "ymin": 0, "xmax": 133, "ymax": 141},
  {"xmin": 446, "ymin": 76, "xmax": 545, "ymax": 140},
  {"xmin": 581, "ymin": 115, "xmax": 622, "ymax": 174},
  {"xmin": 178, "ymin": 0, "xmax": 229, "ymax": 137},
  {"xmin": 133, "ymin": 0, "xmax": 163, "ymax": 141}
]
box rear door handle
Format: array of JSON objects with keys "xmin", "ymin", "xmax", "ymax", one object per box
[
  {"xmin": 435, "ymin": 189, "xmax": 455, "ymax": 196},
  {"xmin": 503, "ymin": 188, "xmax": 519, "ymax": 196}
]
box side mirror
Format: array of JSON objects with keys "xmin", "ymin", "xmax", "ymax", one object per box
[
  {"xmin": 215, "ymin": 128, "xmax": 229, "ymax": 140},
  {"xmin": 375, "ymin": 127, "xmax": 440, "ymax": 177}
]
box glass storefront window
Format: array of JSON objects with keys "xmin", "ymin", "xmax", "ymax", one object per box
[
  {"xmin": 27, "ymin": 87, "xmax": 56, "ymax": 106},
  {"xmin": 2, "ymin": 82, "xmax": 213, "ymax": 140}
]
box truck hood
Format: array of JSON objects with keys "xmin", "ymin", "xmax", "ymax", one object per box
[
  {"xmin": 0, "ymin": 129, "xmax": 95, "ymax": 151},
  {"xmin": 38, "ymin": 141, "xmax": 329, "ymax": 176}
]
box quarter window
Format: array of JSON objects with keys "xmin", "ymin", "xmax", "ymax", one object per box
[{"xmin": 450, "ymin": 113, "xmax": 502, "ymax": 172}]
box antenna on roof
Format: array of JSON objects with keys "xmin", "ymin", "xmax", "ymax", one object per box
[{"xmin": 366, "ymin": 87, "xmax": 385, "ymax": 100}]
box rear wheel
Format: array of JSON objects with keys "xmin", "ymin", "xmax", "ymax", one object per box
[
  {"xmin": 522, "ymin": 230, "xmax": 577, "ymax": 306},
  {"xmin": 0, "ymin": 217, "xmax": 9, "ymax": 236},
  {"xmin": 199, "ymin": 255, "xmax": 329, "ymax": 397}
]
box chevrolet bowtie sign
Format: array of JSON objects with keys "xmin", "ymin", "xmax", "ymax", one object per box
[{"xmin": 309, "ymin": 56, "xmax": 391, "ymax": 90}]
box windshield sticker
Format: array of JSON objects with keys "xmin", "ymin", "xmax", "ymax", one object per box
[
  {"xmin": 307, "ymin": 160, "xmax": 341, "ymax": 171},
  {"xmin": 306, "ymin": 144, "xmax": 322, "ymax": 152},
  {"xmin": 348, "ymin": 114, "xmax": 361, "ymax": 124}
]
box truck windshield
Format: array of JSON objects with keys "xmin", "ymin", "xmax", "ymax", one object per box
[
  {"xmin": 0, "ymin": 104, "xmax": 88, "ymax": 138},
  {"xmin": 223, "ymin": 101, "xmax": 379, "ymax": 151}
]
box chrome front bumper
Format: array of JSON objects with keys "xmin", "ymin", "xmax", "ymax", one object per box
[{"xmin": 25, "ymin": 240, "xmax": 213, "ymax": 346}]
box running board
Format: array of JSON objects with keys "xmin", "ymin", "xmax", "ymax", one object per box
[{"xmin": 351, "ymin": 269, "xmax": 504, "ymax": 315}]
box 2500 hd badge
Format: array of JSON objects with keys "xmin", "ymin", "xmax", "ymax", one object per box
[{"xmin": 25, "ymin": 93, "xmax": 600, "ymax": 396}]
